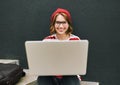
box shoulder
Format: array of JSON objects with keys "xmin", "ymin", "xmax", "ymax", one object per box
[
  {"xmin": 43, "ymin": 34, "xmax": 56, "ymax": 41},
  {"xmin": 69, "ymin": 34, "xmax": 80, "ymax": 40}
]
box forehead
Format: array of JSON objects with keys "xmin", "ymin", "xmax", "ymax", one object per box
[{"xmin": 56, "ymin": 14, "xmax": 66, "ymax": 21}]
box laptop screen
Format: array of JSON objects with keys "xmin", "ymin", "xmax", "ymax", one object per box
[{"xmin": 25, "ymin": 40, "xmax": 89, "ymax": 75}]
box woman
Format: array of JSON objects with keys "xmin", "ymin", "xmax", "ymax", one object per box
[{"xmin": 37, "ymin": 8, "xmax": 81, "ymax": 85}]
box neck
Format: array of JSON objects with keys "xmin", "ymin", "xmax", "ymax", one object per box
[{"xmin": 56, "ymin": 34, "xmax": 70, "ymax": 40}]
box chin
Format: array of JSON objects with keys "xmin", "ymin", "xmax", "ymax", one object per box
[{"xmin": 57, "ymin": 32, "xmax": 66, "ymax": 35}]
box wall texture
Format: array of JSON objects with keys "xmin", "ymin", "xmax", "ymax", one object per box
[{"xmin": 0, "ymin": 0, "xmax": 120, "ymax": 85}]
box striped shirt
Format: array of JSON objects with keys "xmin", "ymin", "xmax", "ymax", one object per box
[{"xmin": 43, "ymin": 34, "xmax": 80, "ymax": 41}]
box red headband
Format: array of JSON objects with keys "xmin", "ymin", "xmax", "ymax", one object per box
[{"xmin": 51, "ymin": 8, "xmax": 72, "ymax": 23}]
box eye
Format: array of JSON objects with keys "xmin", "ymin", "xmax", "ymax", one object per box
[
  {"xmin": 55, "ymin": 21, "xmax": 67, "ymax": 25},
  {"xmin": 62, "ymin": 21, "xmax": 67, "ymax": 24}
]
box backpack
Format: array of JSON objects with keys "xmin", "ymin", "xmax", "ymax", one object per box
[{"xmin": 0, "ymin": 63, "xmax": 25, "ymax": 85}]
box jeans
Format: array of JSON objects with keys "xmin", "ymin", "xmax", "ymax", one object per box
[{"xmin": 37, "ymin": 76, "xmax": 81, "ymax": 85}]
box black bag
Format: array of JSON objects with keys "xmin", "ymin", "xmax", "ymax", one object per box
[{"xmin": 0, "ymin": 63, "xmax": 25, "ymax": 85}]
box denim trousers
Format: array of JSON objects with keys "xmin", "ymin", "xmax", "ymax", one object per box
[{"xmin": 37, "ymin": 76, "xmax": 81, "ymax": 85}]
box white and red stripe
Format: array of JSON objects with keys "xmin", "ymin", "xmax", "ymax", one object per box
[{"xmin": 43, "ymin": 34, "xmax": 80, "ymax": 41}]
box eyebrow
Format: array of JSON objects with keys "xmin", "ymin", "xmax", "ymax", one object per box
[{"xmin": 55, "ymin": 21, "xmax": 67, "ymax": 23}]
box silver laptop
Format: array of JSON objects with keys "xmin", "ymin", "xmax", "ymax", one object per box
[{"xmin": 25, "ymin": 40, "xmax": 89, "ymax": 75}]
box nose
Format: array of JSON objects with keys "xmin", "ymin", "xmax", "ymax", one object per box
[{"xmin": 59, "ymin": 24, "xmax": 64, "ymax": 28}]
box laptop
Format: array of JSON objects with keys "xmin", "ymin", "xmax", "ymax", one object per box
[{"xmin": 25, "ymin": 40, "xmax": 89, "ymax": 75}]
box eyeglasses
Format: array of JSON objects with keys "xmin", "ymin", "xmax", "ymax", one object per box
[{"xmin": 55, "ymin": 21, "xmax": 67, "ymax": 25}]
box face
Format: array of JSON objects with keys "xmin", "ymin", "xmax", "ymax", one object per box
[{"xmin": 54, "ymin": 14, "xmax": 69, "ymax": 35}]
